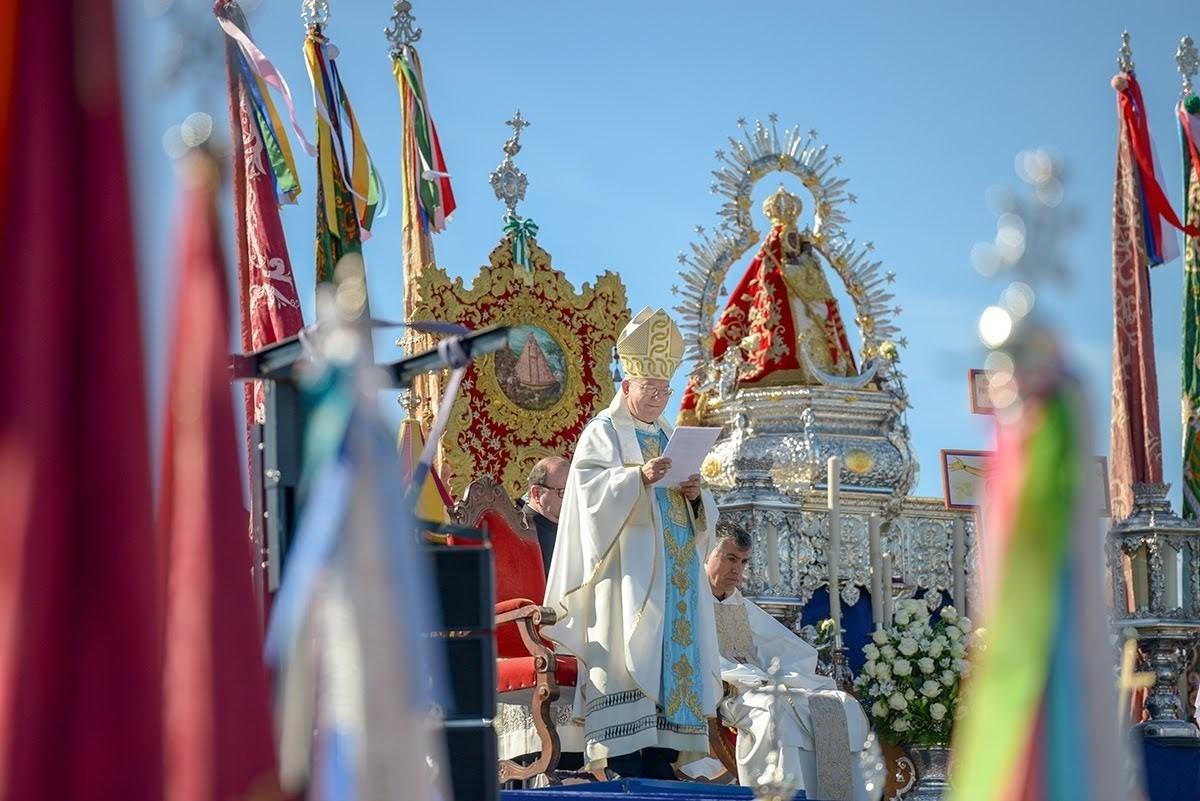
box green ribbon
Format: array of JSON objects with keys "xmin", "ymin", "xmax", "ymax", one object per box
[{"xmin": 503, "ymin": 215, "xmax": 539, "ymax": 269}]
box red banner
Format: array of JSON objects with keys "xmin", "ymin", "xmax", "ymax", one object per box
[
  {"xmin": 0, "ymin": 2, "xmax": 164, "ymax": 797},
  {"xmin": 1110, "ymin": 104, "xmax": 1164, "ymax": 519},
  {"xmin": 158, "ymin": 151, "xmax": 280, "ymax": 801}
]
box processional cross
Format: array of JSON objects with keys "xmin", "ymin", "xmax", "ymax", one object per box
[{"xmin": 490, "ymin": 111, "xmax": 531, "ymax": 218}]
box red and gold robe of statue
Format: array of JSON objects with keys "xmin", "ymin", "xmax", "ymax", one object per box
[{"xmin": 679, "ymin": 225, "xmax": 856, "ymax": 419}]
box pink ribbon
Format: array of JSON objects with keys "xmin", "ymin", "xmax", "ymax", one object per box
[{"xmin": 217, "ymin": 15, "xmax": 316, "ymax": 157}]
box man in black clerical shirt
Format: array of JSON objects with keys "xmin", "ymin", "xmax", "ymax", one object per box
[{"xmin": 521, "ymin": 456, "xmax": 568, "ymax": 575}]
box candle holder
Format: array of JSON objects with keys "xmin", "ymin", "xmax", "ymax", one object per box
[{"xmin": 1106, "ymin": 482, "xmax": 1200, "ymax": 739}]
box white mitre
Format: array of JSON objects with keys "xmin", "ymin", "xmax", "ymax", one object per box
[{"xmin": 616, "ymin": 306, "xmax": 684, "ymax": 380}]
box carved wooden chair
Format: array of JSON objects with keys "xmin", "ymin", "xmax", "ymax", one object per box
[
  {"xmin": 709, "ymin": 718, "xmax": 739, "ymax": 778},
  {"xmin": 448, "ymin": 476, "xmax": 577, "ymax": 785}
]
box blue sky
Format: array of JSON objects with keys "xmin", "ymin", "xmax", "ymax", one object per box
[{"xmin": 119, "ymin": 1, "xmax": 1200, "ymax": 502}]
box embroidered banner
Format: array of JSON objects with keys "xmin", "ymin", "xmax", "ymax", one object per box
[
  {"xmin": 1179, "ymin": 99, "xmax": 1200, "ymax": 518},
  {"xmin": 1110, "ymin": 93, "xmax": 1164, "ymax": 520}
]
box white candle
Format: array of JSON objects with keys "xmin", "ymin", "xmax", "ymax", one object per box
[
  {"xmin": 827, "ymin": 456, "xmax": 842, "ymax": 648},
  {"xmin": 952, "ymin": 517, "xmax": 966, "ymax": 614},
  {"xmin": 1164, "ymin": 543, "xmax": 1180, "ymax": 612},
  {"xmin": 868, "ymin": 514, "xmax": 883, "ymax": 630},
  {"xmin": 766, "ymin": 518, "xmax": 780, "ymax": 588},
  {"xmin": 881, "ymin": 552, "xmax": 894, "ymax": 627}
]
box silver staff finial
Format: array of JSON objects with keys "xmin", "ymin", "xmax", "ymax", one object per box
[
  {"xmin": 1178, "ymin": 36, "xmax": 1199, "ymax": 96},
  {"xmin": 301, "ymin": 0, "xmax": 329, "ymax": 28},
  {"xmin": 385, "ymin": 0, "xmax": 422, "ymax": 55},
  {"xmin": 1118, "ymin": 30, "xmax": 1135, "ymax": 74},
  {"xmin": 489, "ymin": 111, "xmax": 530, "ymax": 217}
]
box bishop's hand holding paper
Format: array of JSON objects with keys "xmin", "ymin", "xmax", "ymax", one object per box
[{"xmin": 542, "ymin": 307, "xmax": 722, "ymax": 777}]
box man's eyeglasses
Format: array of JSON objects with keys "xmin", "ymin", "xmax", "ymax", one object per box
[
  {"xmin": 536, "ymin": 484, "xmax": 566, "ymax": 498},
  {"xmin": 632, "ymin": 382, "xmax": 674, "ymax": 400}
]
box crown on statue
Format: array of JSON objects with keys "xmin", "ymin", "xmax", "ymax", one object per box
[
  {"xmin": 762, "ymin": 185, "xmax": 803, "ymax": 229},
  {"xmin": 617, "ymin": 306, "xmax": 684, "ymax": 380}
]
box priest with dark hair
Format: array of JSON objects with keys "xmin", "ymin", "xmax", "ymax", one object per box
[{"xmin": 521, "ymin": 456, "xmax": 569, "ymax": 575}]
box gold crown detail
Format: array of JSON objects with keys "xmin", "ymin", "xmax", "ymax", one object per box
[
  {"xmin": 617, "ymin": 307, "xmax": 684, "ymax": 380},
  {"xmin": 762, "ymin": 186, "xmax": 803, "ymax": 228}
]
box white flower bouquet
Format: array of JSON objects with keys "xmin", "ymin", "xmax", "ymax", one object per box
[{"xmin": 854, "ymin": 600, "xmax": 976, "ymax": 745}]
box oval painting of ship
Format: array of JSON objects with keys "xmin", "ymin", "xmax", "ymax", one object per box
[{"xmin": 494, "ymin": 325, "xmax": 567, "ymax": 411}]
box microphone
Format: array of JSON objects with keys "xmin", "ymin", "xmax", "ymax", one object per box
[
  {"xmin": 386, "ymin": 325, "xmax": 511, "ymax": 387},
  {"xmin": 231, "ymin": 323, "xmax": 511, "ymax": 386}
]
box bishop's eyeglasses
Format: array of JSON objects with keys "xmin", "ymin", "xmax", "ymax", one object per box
[{"xmin": 631, "ymin": 381, "xmax": 674, "ymax": 400}]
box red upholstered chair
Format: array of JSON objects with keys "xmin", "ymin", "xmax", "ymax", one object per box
[{"xmin": 448, "ymin": 477, "xmax": 577, "ymax": 784}]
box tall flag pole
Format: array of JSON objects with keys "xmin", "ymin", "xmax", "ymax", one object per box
[
  {"xmin": 302, "ymin": 0, "xmax": 385, "ymax": 286},
  {"xmin": 387, "ymin": 0, "xmax": 456, "ymax": 479},
  {"xmin": 949, "ymin": 156, "xmax": 1130, "ymax": 801},
  {"xmin": 215, "ymin": 0, "xmax": 310, "ymax": 604},
  {"xmin": 157, "ymin": 146, "xmax": 280, "ymax": 801},
  {"xmin": 1108, "ymin": 31, "xmax": 1198, "ymax": 521},
  {"xmin": 215, "ymin": 0, "xmax": 309, "ymax": 418},
  {"xmin": 1176, "ymin": 36, "xmax": 1200, "ymax": 520},
  {"xmin": 0, "ymin": 1, "xmax": 164, "ymax": 797}
]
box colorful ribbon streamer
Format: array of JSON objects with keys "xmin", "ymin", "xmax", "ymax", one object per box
[
  {"xmin": 393, "ymin": 44, "xmax": 455, "ymax": 234},
  {"xmin": 304, "ymin": 31, "xmax": 385, "ymax": 244},
  {"xmin": 1116, "ymin": 72, "xmax": 1200, "ymax": 264},
  {"xmin": 217, "ymin": 12, "xmax": 311, "ymax": 204},
  {"xmin": 949, "ymin": 367, "xmax": 1128, "ymax": 801}
]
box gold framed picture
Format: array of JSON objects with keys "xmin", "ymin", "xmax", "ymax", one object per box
[
  {"xmin": 967, "ymin": 368, "xmax": 994, "ymax": 415},
  {"xmin": 941, "ymin": 449, "xmax": 993, "ymax": 510}
]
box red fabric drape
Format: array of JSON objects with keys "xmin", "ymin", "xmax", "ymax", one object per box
[
  {"xmin": 0, "ymin": 2, "xmax": 164, "ymax": 797},
  {"xmin": 1117, "ymin": 75, "xmax": 1200, "ymax": 241},
  {"xmin": 158, "ymin": 151, "xmax": 280, "ymax": 801}
]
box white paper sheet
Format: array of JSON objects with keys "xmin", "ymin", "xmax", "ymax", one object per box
[{"xmin": 658, "ymin": 426, "xmax": 722, "ymax": 486}]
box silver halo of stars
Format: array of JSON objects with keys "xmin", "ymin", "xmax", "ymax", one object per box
[{"xmin": 673, "ymin": 115, "xmax": 904, "ymax": 377}]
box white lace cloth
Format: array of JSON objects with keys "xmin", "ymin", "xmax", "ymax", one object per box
[{"xmin": 495, "ymin": 697, "xmax": 584, "ymax": 761}]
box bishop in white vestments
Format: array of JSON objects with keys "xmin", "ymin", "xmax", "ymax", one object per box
[
  {"xmin": 706, "ymin": 523, "xmax": 870, "ymax": 799},
  {"xmin": 543, "ymin": 307, "xmax": 722, "ymax": 777}
]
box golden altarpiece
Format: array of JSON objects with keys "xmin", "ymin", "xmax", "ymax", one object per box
[{"xmin": 408, "ymin": 113, "xmax": 628, "ymax": 498}]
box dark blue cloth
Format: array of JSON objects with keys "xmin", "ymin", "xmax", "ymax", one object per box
[
  {"xmin": 797, "ymin": 588, "xmax": 874, "ymax": 673},
  {"xmin": 502, "ymin": 778, "xmax": 806, "ymax": 798},
  {"xmin": 1142, "ymin": 737, "xmax": 1200, "ymax": 801},
  {"xmin": 800, "ymin": 588, "xmax": 954, "ymax": 673}
]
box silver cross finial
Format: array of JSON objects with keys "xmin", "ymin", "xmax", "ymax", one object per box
[
  {"xmin": 1178, "ymin": 36, "xmax": 1199, "ymax": 95},
  {"xmin": 301, "ymin": 0, "xmax": 329, "ymax": 28},
  {"xmin": 490, "ymin": 111, "xmax": 530, "ymax": 217},
  {"xmin": 1118, "ymin": 30, "xmax": 1135, "ymax": 73},
  {"xmin": 385, "ymin": 0, "xmax": 422, "ymax": 54},
  {"xmin": 507, "ymin": 110, "xmax": 531, "ymax": 141}
]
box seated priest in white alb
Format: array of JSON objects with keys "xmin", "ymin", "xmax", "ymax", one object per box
[{"xmin": 706, "ymin": 522, "xmax": 870, "ymax": 800}]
